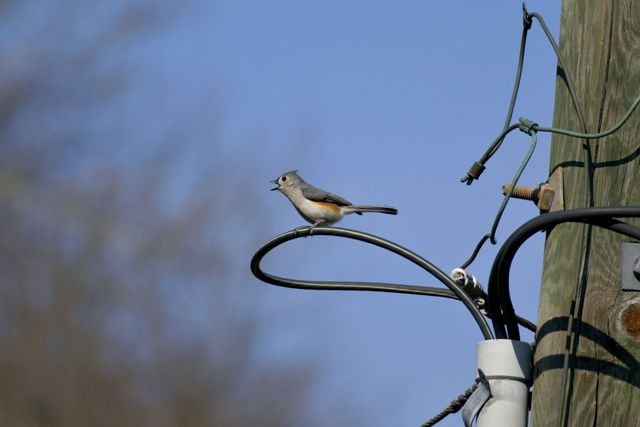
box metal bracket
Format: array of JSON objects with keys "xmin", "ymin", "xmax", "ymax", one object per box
[
  {"xmin": 461, "ymin": 370, "xmax": 492, "ymax": 427},
  {"xmin": 547, "ymin": 167, "xmax": 564, "ymax": 212},
  {"xmin": 621, "ymin": 243, "xmax": 640, "ymax": 291}
]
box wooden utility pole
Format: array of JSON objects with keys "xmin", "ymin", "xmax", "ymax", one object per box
[{"xmin": 531, "ymin": 1, "xmax": 640, "ymax": 425}]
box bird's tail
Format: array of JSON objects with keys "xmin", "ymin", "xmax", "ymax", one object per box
[{"xmin": 344, "ymin": 205, "xmax": 398, "ymax": 215}]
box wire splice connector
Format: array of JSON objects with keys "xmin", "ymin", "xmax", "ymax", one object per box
[
  {"xmin": 451, "ymin": 268, "xmax": 486, "ymax": 310},
  {"xmin": 518, "ymin": 117, "xmax": 538, "ymax": 135}
]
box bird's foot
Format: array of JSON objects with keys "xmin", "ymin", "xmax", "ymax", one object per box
[{"xmin": 294, "ymin": 225, "xmax": 312, "ymax": 237}]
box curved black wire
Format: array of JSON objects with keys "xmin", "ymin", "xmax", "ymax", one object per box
[
  {"xmin": 488, "ymin": 207, "xmax": 640, "ymax": 340},
  {"xmin": 459, "ymin": 234, "xmax": 490, "ymax": 270},
  {"xmin": 251, "ymin": 226, "xmax": 495, "ymax": 340}
]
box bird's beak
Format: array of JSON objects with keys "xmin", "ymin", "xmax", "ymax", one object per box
[{"xmin": 270, "ymin": 179, "xmax": 279, "ymax": 191}]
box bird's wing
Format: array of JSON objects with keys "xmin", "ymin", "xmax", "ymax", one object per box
[{"xmin": 301, "ymin": 184, "xmax": 353, "ymax": 206}]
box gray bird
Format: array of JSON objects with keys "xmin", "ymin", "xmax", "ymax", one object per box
[{"xmin": 271, "ymin": 170, "xmax": 397, "ymax": 232}]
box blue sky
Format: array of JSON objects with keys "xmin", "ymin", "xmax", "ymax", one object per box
[{"xmin": 150, "ymin": 1, "xmax": 564, "ymax": 425}]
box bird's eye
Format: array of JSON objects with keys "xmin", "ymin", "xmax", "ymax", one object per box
[{"xmin": 281, "ymin": 176, "xmax": 287, "ymax": 182}]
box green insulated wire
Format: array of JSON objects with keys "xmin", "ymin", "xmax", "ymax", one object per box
[
  {"xmin": 534, "ymin": 92, "xmax": 640, "ymax": 139},
  {"xmin": 489, "ymin": 130, "xmax": 538, "ymax": 244}
]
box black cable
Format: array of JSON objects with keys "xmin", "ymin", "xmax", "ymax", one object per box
[
  {"xmin": 251, "ymin": 226, "xmax": 495, "ymax": 340},
  {"xmin": 515, "ymin": 311, "xmax": 537, "ymax": 333},
  {"xmin": 459, "ymin": 234, "xmax": 489, "ymax": 269},
  {"xmin": 488, "ymin": 207, "xmax": 640, "ymax": 340}
]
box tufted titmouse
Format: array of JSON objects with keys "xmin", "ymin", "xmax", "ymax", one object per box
[{"xmin": 271, "ymin": 170, "xmax": 397, "ymax": 232}]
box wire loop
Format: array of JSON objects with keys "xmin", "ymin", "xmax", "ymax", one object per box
[{"xmin": 251, "ymin": 226, "xmax": 495, "ymax": 340}]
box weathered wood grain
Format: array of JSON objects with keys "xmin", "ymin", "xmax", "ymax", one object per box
[{"xmin": 531, "ymin": 1, "xmax": 640, "ymax": 425}]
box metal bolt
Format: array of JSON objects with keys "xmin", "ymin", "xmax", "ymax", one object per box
[
  {"xmin": 502, "ymin": 183, "xmax": 555, "ymax": 212},
  {"xmin": 502, "ymin": 184, "xmax": 536, "ymax": 200}
]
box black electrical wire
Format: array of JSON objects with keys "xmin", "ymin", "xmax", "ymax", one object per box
[
  {"xmin": 251, "ymin": 226, "xmax": 495, "ymax": 340},
  {"xmin": 459, "ymin": 234, "xmax": 490, "ymax": 270},
  {"xmin": 251, "ymin": 228, "xmax": 536, "ymax": 331},
  {"xmin": 488, "ymin": 207, "xmax": 640, "ymax": 340}
]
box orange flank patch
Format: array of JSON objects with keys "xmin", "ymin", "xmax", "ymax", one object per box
[{"xmin": 313, "ymin": 201, "xmax": 342, "ymax": 214}]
